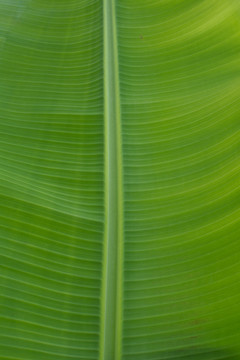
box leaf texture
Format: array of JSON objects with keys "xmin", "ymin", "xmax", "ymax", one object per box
[{"xmin": 0, "ymin": 1, "xmax": 240, "ymax": 360}]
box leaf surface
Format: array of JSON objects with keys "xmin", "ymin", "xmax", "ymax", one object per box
[{"xmin": 0, "ymin": 1, "xmax": 240, "ymax": 360}]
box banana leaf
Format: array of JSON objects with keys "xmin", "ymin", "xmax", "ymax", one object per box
[{"xmin": 0, "ymin": 1, "xmax": 240, "ymax": 359}]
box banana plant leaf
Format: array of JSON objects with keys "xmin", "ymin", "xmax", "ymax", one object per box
[{"xmin": 0, "ymin": 1, "xmax": 240, "ymax": 359}]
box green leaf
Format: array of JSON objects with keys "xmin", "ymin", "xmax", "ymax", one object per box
[{"xmin": 0, "ymin": 1, "xmax": 240, "ymax": 360}]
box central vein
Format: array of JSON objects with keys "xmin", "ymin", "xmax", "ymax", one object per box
[{"xmin": 99, "ymin": 0, "xmax": 123, "ymax": 359}]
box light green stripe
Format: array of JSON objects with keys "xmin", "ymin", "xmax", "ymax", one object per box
[{"xmin": 99, "ymin": 0, "xmax": 123, "ymax": 359}]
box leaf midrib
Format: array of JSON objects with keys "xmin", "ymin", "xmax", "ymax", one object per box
[{"xmin": 99, "ymin": 0, "xmax": 123, "ymax": 360}]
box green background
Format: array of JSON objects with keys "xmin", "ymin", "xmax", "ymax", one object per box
[{"xmin": 0, "ymin": 1, "xmax": 240, "ymax": 359}]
